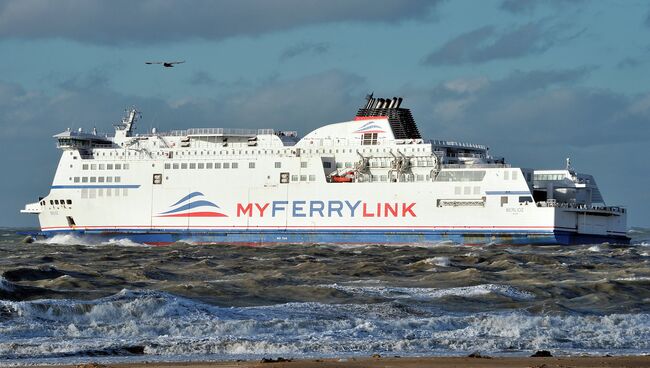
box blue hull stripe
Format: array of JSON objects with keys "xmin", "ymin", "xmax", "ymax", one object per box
[{"xmin": 39, "ymin": 228, "xmax": 630, "ymax": 246}]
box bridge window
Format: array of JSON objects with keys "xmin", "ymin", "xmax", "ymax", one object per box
[
  {"xmin": 115, "ymin": 164, "xmax": 122, "ymax": 170},
  {"xmin": 206, "ymin": 163, "xmax": 213, "ymax": 169},
  {"xmin": 362, "ymin": 133, "xmax": 378, "ymax": 145},
  {"xmin": 249, "ymin": 162, "xmax": 255, "ymax": 169},
  {"xmin": 224, "ymin": 163, "xmax": 230, "ymax": 169},
  {"xmin": 198, "ymin": 163, "xmax": 204, "ymax": 169}
]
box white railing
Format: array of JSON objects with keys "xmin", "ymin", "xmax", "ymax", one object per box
[{"xmin": 428, "ymin": 140, "xmax": 487, "ymax": 150}]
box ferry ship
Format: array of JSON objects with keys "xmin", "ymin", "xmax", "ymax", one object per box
[{"xmin": 22, "ymin": 96, "xmax": 629, "ymax": 245}]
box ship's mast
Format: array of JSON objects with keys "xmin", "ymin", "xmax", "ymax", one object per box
[{"xmin": 113, "ymin": 107, "xmax": 140, "ymax": 144}]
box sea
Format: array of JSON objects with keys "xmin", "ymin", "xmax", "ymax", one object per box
[{"xmin": 0, "ymin": 228, "xmax": 649, "ymax": 365}]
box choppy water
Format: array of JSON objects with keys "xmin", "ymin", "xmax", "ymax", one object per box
[{"xmin": 0, "ymin": 228, "xmax": 649, "ymax": 364}]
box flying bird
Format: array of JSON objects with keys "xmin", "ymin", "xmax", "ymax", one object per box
[{"xmin": 145, "ymin": 61, "xmax": 185, "ymax": 68}]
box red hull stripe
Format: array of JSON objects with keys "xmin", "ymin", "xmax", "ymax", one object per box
[{"xmin": 42, "ymin": 225, "xmax": 558, "ymax": 230}]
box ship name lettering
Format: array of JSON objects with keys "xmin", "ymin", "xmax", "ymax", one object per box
[{"xmin": 236, "ymin": 200, "xmax": 416, "ymax": 218}]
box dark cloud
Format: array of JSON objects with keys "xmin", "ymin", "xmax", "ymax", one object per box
[
  {"xmin": 617, "ymin": 57, "xmax": 644, "ymax": 70},
  {"xmin": 188, "ymin": 71, "xmax": 216, "ymax": 86},
  {"xmin": 280, "ymin": 42, "xmax": 330, "ymax": 61},
  {"xmin": 0, "ymin": 0, "xmax": 441, "ymax": 45},
  {"xmin": 417, "ymin": 69, "xmax": 649, "ymax": 150},
  {"xmin": 0, "ymin": 69, "xmax": 369, "ymax": 225},
  {"xmin": 499, "ymin": 0, "xmax": 584, "ymax": 14},
  {"xmin": 423, "ymin": 21, "xmax": 572, "ymax": 65}
]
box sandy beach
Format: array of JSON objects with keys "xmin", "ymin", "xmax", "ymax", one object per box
[{"xmin": 38, "ymin": 356, "xmax": 650, "ymax": 368}]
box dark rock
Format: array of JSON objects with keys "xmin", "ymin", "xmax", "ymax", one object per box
[
  {"xmin": 260, "ymin": 357, "xmax": 292, "ymax": 363},
  {"xmin": 531, "ymin": 350, "xmax": 553, "ymax": 357},
  {"xmin": 468, "ymin": 351, "xmax": 492, "ymax": 359}
]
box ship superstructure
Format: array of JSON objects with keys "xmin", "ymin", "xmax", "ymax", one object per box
[{"xmin": 22, "ymin": 96, "xmax": 629, "ymax": 245}]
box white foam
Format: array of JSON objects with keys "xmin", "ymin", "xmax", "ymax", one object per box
[
  {"xmin": 588, "ymin": 245, "xmax": 601, "ymax": 252},
  {"xmin": 0, "ymin": 293, "xmax": 648, "ymax": 360},
  {"xmin": 420, "ymin": 257, "xmax": 450, "ymax": 267},
  {"xmin": 35, "ymin": 234, "xmax": 147, "ymax": 247},
  {"xmin": 615, "ymin": 276, "xmax": 650, "ymax": 282},
  {"xmin": 321, "ymin": 283, "xmax": 535, "ymax": 301},
  {"xmin": 36, "ymin": 233, "xmax": 92, "ymax": 246},
  {"xmin": 102, "ymin": 238, "xmax": 147, "ymax": 247}
]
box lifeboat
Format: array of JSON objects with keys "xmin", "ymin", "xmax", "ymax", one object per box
[{"xmin": 331, "ymin": 171, "xmax": 354, "ymax": 183}]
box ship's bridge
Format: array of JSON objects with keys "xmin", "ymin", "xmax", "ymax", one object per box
[{"xmin": 53, "ymin": 129, "xmax": 113, "ymax": 149}]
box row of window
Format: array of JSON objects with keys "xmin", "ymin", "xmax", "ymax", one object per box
[
  {"xmin": 356, "ymin": 174, "xmax": 433, "ymax": 182},
  {"xmin": 72, "ymin": 176, "xmax": 121, "ymax": 183},
  {"xmin": 291, "ymin": 175, "xmax": 317, "ymax": 182},
  {"xmin": 83, "ymin": 146, "xmax": 430, "ymax": 157},
  {"xmin": 81, "ymin": 188, "xmax": 129, "ymax": 198},
  {"xmin": 503, "ymin": 170, "xmax": 519, "ymax": 180},
  {"xmin": 454, "ymin": 186, "xmax": 482, "ymax": 195},
  {"xmin": 82, "ymin": 163, "xmax": 129, "ymax": 170},
  {"xmin": 436, "ymin": 171, "xmax": 487, "ymax": 182},
  {"xmin": 41, "ymin": 199, "xmax": 72, "ymax": 206},
  {"xmin": 161, "ymin": 161, "xmax": 314, "ymax": 170},
  {"xmin": 163, "ymin": 162, "xmax": 246, "ymax": 170},
  {"xmin": 534, "ymin": 174, "xmax": 566, "ymax": 181}
]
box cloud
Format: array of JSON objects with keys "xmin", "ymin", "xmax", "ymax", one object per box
[
  {"xmin": 423, "ymin": 21, "xmax": 579, "ymax": 65},
  {"xmin": 0, "ymin": 0, "xmax": 441, "ymax": 45},
  {"xmin": 280, "ymin": 42, "xmax": 330, "ymax": 61},
  {"xmin": 499, "ymin": 0, "xmax": 584, "ymax": 14},
  {"xmin": 418, "ymin": 68, "xmax": 649, "ymax": 151},
  {"xmin": 0, "ymin": 69, "xmax": 369, "ymax": 226},
  {"xmin": 188, "ymin": 71, "xmax": 216, "ymax": 86}
]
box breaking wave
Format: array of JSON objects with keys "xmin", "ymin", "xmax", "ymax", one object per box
[
  {"xmin": 321, "ymin": 283, "xmax": 535, "ymax": 301},
  {"xmin": 0, "ymin": 290, "xmax": 648, "ymax": 361}
]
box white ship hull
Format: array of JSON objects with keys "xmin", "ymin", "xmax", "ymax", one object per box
[{"xmin": 23, "ymin": 97, "xmax": 629, "ymax": 245}]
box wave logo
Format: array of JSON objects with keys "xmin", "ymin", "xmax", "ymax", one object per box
[
  {"xmin": 156, "ymin": 192, "xmax": 228, "ymax": 217},
  {"xmin": 353, "ymin": 121, "xmax": 385, "ymax": 134}
]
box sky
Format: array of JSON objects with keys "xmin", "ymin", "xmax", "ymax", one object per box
[{"xmin": 0, "ymin": 0, "xmax": 648, "ymax": 228}]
